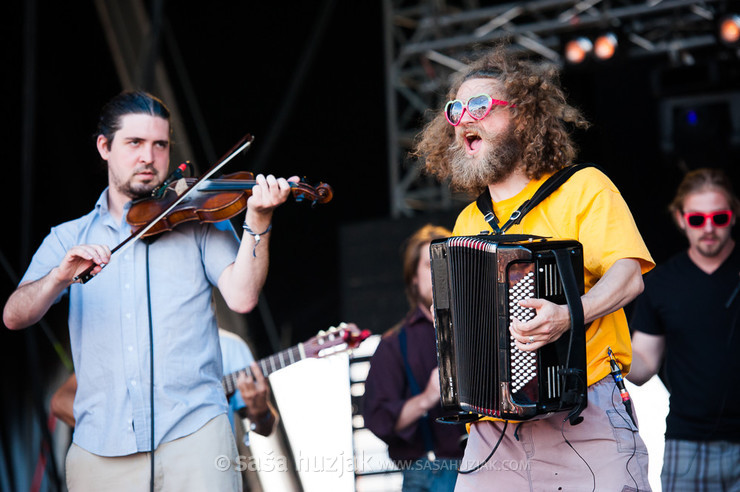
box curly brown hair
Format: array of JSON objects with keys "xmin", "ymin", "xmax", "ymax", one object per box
[{"xmin": 415, "ymin": 46, "xmax": 590, "ymax": 188}]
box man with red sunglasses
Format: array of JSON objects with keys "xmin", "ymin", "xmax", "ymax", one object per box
[
  {"xmin": 629, "ymin": 168, "xmax": 740, "ymax": 491},
  {"xmin": 416, "ymin": 45, "xmax": 654, "ymax": 491}
]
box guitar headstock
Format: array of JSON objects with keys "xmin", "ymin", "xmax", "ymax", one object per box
[{"xmin": 302, "ymin": 322, "xmax": 370, "ymax": 359}]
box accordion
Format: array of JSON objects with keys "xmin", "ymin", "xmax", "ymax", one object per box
[{"xmin": 430, "ymin": 235, "xmax": 587, "ymax": 422}]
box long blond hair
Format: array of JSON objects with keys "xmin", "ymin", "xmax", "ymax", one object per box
[{"xmin": 669, "ymin": 167, "xmax": 740, "ymax": 227}]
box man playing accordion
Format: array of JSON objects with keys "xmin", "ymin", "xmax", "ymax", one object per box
[{"xmin": 415, "ymin": 45, "xmax": 654, "ymax": 491}]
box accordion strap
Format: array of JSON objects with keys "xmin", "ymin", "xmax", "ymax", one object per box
[
  {"xmin": 552, "ymin": 248, "xmax": 588, "ymax": 425},
  {"xmin": 476, "ymin": 163, "xmax": 597, "ymax": 234},
  {"xmin": 399, "ymin": 326, "xmax": 436, "ymax": 456}
]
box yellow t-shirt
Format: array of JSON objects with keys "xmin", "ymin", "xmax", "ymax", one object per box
[{"xmin": 452, "ymin": 166, "xmax": 654, "ymax": 385}]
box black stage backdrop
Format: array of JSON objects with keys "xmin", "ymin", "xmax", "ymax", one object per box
[{"xmin": 2, "ymin": 1, "xmax": 739, "ymax": 490}]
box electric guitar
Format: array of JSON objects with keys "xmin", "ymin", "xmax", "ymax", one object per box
[{"xmin": 222, "ymin": 322, "xmax": 369, "ymax": 396}]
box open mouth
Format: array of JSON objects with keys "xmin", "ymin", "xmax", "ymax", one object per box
[{"xmin": 463, "ymin": 129, "xmax": 482, "ymax": 154}]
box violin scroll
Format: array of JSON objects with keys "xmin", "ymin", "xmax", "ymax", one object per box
[{"xmin": 291, "ymin": 181, "xmax": 333, "ymax": 206}]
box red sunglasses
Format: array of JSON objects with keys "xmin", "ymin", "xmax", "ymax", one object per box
[
  {"xmin": 444, "ymin": 94, "xmax": 514, "ymax": 126},
  {"xmin": 682, "ymin": 210, "xmax": 733, "ymax": 228}
]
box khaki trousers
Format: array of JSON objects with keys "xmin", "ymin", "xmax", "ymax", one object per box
[{"xmin": 66, "ymin": 413, "xmax": 242, "ymax": 492}]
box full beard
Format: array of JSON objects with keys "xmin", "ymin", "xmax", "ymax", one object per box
[
  {"xmin": 112, "ymin": 165, "xmax": 161, "ymax": 200},
  {"xmin": 447, "ymin": 128, "xmax": 522, "ymax": 195}
]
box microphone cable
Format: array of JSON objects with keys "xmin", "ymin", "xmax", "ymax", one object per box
[
  {"xmin": 559, "ymin": 415, "xmax": 595, "ymax": 492},
  {"xmin": 610, "ymin": 384, "xmax": 639, "ymax": 491},
  {"xmin": 607, "ymin": 347, "xmax": 636, "ymax": 428},
  {"xmin": 457, "ymin": 420, "xmax": 508, "ymax": 475},
  {"xmin": 145, "ymin": 241, "xmax": 156, "ymax": 492}
]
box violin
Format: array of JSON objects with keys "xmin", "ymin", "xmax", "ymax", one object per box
[
  {"xmin": 73, "ymin": 134, "xmax": 333, "ymax": 284},
  {"xmin": 127, "ymin": 171, "xmax": 333, "ymax": 237}
]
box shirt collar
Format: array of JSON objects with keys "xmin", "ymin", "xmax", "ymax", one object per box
[
  {"xmin": 406, "ymin": 305, "xmax": 430, "ymax": 326},
  {"xmin": 94, "ymin": 187, "xmax": 131, "ymax": 230}
]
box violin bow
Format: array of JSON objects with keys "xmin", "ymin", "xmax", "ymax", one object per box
[{"xmin": 73, "ymin": 134, "xmax": 255, "ymax": 284}]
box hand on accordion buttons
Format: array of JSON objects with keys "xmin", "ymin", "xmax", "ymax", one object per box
[{"xmin": 509, "ymin": 297, "xmax": 571, "ymax": 351}]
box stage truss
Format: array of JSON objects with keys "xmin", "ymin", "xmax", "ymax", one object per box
[{"xmin": 383, "ymin": 0, "xmax": 738, "ymax": 217}]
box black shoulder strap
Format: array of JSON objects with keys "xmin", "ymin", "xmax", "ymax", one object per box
[
  {"xmin": 552, "ymin": 248, "xmax": 588, "ymax": 425},
  {"xmin": 476, "ymin": 163, "xmax": 598, "ymax": 234}
]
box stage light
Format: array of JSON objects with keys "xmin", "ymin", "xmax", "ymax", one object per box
[
  {"xmin": 564, "ymin": 37, "xmax": 593, "ymax": 64},
  {"xmin": 719, "ymin": 14, "xmax": 740, "ymax": 45},
  {"xmin": 594, "ymin": 33, "xmax": 618, "ymax": 60}
]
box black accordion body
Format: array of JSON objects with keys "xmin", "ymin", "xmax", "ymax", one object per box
[{"xmin": 431, "ymin": 235, "xmax": 587, "ymax": 422}]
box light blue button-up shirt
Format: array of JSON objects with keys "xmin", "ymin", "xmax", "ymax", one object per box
[{"xmin": 21, "ymin": 189, "xmax": 240, "ymax": 456}]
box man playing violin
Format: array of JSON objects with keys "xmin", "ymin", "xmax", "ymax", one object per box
[{"xmin": 3, "ymin": 90, "xmax": 295, "ymax": 491}]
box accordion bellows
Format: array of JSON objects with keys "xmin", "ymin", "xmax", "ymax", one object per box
[{"xmin": 431, "ymin": 235, "xmax": 586, "ymax": 422}]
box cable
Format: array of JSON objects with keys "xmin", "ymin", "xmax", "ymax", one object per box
[
  {"xmin": 457, "ymin": 421, "xmax": 508, "ymax": 474},
  {"xmin": 559, "ymin": 416, "xmax": 595, "ymax": 492},
  {"xmin": 607, "ymin": 347, "xmax": 637, "ymax": 427},
  {"xmin": 145, "ymin": 242, "xmax": 155, "ymax": 492},
  {"xmin": 610, "ymin": 385, "xmax": 639, "ymax": 491}
]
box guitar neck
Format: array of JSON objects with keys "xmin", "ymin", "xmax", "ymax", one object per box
[{"xmin": 222, "ymin": 342, "xmax": 307, "ymax": 396}]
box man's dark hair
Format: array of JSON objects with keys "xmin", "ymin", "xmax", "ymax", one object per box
[{"xmin": 97, "ymin": 91, "xmax": 171, "ymax": 148}]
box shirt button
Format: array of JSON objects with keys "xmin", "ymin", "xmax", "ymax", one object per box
[
  {"xmin": 128, "ymin": 346, "xmax": 133, "ymax": 352},
  {"xmin": 125, "ymin": 283, "xmax": 130, "ymax": 289},
  {"xmin": 126, "ymin": 313, "xmax": 131, "ymax": 319},
  {"xmin": 131, "ymin": 380, "xmax": 137, "ymax": 386}
]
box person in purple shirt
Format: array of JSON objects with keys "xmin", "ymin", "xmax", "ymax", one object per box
[{"xmin": 363, "ymin": 224, "xmax": 465, "ymax": 492}]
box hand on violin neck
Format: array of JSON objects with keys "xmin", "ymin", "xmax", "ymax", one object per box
[{"xmin": 246, "ymin": 174, "xmax": 299, "ymax": 215}]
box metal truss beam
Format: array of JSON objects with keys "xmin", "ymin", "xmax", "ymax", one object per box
[{"xmin": 384, "ymin": 0, "xmax": 731, "ymax": 217}]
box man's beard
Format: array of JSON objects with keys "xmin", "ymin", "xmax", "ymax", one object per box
[
  {"xmin": 112, "ymin": 165, "xmax": 161, "ymax": 200},
  {"xmin": 695, "ymin": 232, "xmax": 732, "ymax": 258},
  {"xmin": 447, "ymin": 127, "xmax": 522, "ymax": 195}
]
